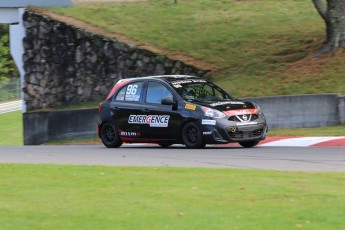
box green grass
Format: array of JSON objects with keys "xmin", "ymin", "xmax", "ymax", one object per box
[
  {"xmin": 44, "ymin": 135, "xmax": 100, "ymax": 145},
  {"xmin": 0, "ymin": 111, "xmax": 23, "ymax": 146},
  {"xmin": 1, "ymin": 164, "xmax": 345, "ymax": 229},
  {"xmin": 269, "ymin": 125, "xmax": 345, "ymax": 137},
  {"xmin": 51, "ymin": 0, "xmax": 345, "ymax": 98}
]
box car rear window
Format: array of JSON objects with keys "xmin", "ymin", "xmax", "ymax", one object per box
[{"xmin": 114, "ymin": 82, "xmax": 144, "ymax": 102}]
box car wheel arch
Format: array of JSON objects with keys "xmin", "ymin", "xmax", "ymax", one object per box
[
  {"xmin": 99, "ymin": 121, "xmax": 123, "ymax": 148},
  {"xmin": 181, "ymin": 120, "xmax": 206, "ymax": 149}
]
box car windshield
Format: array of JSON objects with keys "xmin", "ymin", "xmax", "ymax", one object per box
[{"xmin": 169, "ymin": 79, "xmax": 233, "ymax": 101}]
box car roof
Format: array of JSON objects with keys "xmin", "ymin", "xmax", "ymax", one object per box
[
  {"xmin": 106, "ymin": 75, "xmax": 201, "ymax": 100},
  {"xmin": 122, "ymin": 75, "xmax": 201, "ymax": 83}
]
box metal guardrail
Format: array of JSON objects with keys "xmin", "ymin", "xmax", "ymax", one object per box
[
  {"xmin": 0, "ymin": 100, "xmax": 22, "ymax": 114},
  {"xmin": 0, "ymin": 78, "xmax": 21, "ymax": 103}
]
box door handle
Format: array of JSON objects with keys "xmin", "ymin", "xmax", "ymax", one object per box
[
  {"xmin": 113, "ymin": 107, "xmax": 120, "ymax": 111},
  {"xmin": 142, "ymin": 109, "xmax": 150, "ymax": 113}
]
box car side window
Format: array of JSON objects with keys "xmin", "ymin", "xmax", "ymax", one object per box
[
  {"xmin": 146, "ymin": 82, "xmax": 173, "ymax": 104},
  {"xmin": 114, "ymin": 82, "xmax": 144, "ymax": 102}
]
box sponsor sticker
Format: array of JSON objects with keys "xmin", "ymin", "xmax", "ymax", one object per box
[
  {"xmin": 203, "ymin": 131, "xmax": 213, "ymax": 135},
  {"xmin": 120, "ymin": 131, "xmax": 141, "ymax": 137},
  {"xmin": 185, "ymin": 104, "xmax": 196, "ymax": 110},
  {"xmin": 210, "ymin": 101, "xmax": 245, "ymax": 107},
  {"xmin": 236, "ymin": 122, "xmax": 258, "ymax": 126},
  {"xmin": 128, "ymin": 115, "xmax": 170, "ymax": 127},
  {"xmin": 125, "ymin": 94, "xmax": 140, "ymax": 101},
  {"xmin": 230, "ymin": 101, "xmax": 245, "ymax": 105},
  {"xmin": 223, "ymin": 109, "xmax": 257, "ymax": 117},
  {"xmin": 202, "ymin": 119, "xmax": 216, "ymax": 125},
  {"xmin": 171, "ymin": 79, "xmax": 207, "ymax": 88}
]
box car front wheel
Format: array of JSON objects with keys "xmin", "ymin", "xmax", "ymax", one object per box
[
  {"xmin": 182, "ymin": 122, "xmax": 205, "ymax": 149},
  {"xmin": 238, "ymin": 140, "xmax": 259, "ymax": 148},
  {"xmin": 100, "ymin": 122, "xmax": 123, "ymax": 148}
]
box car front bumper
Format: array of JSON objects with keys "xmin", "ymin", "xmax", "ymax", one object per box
[{"xmin": 200, "ymin": 116, "xmax": 268, "ymax": 144}]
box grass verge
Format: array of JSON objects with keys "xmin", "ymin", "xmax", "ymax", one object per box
[
  {"xmin": 1, "ymin": 164, "xmax": 345, "ymax": 229},
  {"xmin": 269, "ymin": 125, "xmax": 345, "ymax": 137},
  {"xmin": 52, "ymin": 0, "xmax": 345, "ymax": 97},
  {"xmin": 0, "ymin": 111, "xmax": 23, "ymax": 146},
  {"xmin": 44, "ymin": 135, "xmax": 100, "ymax": 145}
]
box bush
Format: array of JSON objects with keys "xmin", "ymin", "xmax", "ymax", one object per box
[{"xmin": 0, "ymin": 25, "xmax": 19, "ymax": 81}]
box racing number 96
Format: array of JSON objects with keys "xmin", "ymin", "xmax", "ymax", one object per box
[{"xmin": 126, "ymin": 84, "xmax": 138, "ymax": 95}]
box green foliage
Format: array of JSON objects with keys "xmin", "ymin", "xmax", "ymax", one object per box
[
  {"xmin": 1, "ymin": 164, "xmax": 345, "ymax": 229},
  {"xmin": 0, "ymin": 25, "xmax": 20, "ymax": 102},
  {"xmin": 0, "ymin": 25, "xmax": 18, "ymax": 81}
]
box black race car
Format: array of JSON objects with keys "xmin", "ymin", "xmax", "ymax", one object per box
[{"xmin": 98, "ymin": 75, "xmax": 268, "ymax": 148}]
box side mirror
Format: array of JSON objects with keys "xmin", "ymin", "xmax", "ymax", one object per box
[{"xmin": 161, "ymin": 96, "xmax": 177, "ymax": 106}]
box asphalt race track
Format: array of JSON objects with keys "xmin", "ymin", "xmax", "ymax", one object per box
[{"xmin": 0, "ymin": 145, "xmax": 345, "ymax": 172}]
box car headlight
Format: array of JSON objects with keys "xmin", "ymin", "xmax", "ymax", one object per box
[
  {"xmin": 254, "ymin": 103, "xmax": 262, "ymax": 114},
  {"xmin": 202, "ymin": 107, "xmax": 226, "ymax": 118}
]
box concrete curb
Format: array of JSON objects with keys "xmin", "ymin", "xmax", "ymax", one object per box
[
  {"xmin": 121, "ymin": 136, "xmax": 345, "ymax": 148},
  {"xmin": 224, "ymin": 136, "xmax": 345, "ymax": 147}
]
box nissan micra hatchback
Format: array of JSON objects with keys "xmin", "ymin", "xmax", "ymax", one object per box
[{"xmin": 98, "ymin": 75, "xmax": 268, "ymax": 148}]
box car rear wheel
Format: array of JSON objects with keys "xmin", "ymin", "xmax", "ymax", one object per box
[
  {"xmin": 100, "ymin": 122, "xmax": 123, "ymax": 148},
  {"xmin": 238, "ymin": 140, "xmax": 259, "ymax": 148},
  {"xmin": 182, "ymin": 122, "xmax": 205, "ymax": 149}
]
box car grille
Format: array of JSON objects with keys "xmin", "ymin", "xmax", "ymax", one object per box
[
  {"xmin": 228, "ymin": 114, "xmax": 259, "ymax": 122},
  {"xmin": 228, "ymin": 129, "xmax": 263, "ymax": 139}
]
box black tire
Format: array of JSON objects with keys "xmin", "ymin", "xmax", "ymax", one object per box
[
  {"xmin": 238, "ymin": 140, "xmax": 259, "ymax": 148},
  {"xmin": 100, "ymin": 122, "xmax": 123, "ymax": 148},
  {"xmin": 158, "ymin": 143, "xmax": 172, "ymax": 148},
  {"xmin": 182, "ymin": 122, "xmax": 205, "ymax": 149}
]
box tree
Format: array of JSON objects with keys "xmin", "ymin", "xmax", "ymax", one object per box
[
  {"xmin": 0, "ymin": 25, "xmax": 18, "ymax": 80},
  {"xmin": 313, "ymin": 0, "xmax": 345, "ymax": 55}
]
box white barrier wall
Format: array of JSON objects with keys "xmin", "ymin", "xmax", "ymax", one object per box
[
  {"xmin": 0, "ymin": 0, "xmax": 71, "ymax": 7},
  {"xmin": 244, "ymin": 94, "xmax": 342, "ymax": 129},
  {"xmin": 339, "ymin": 96, "xmax": 345, "ymax": 125},
  {"xmin": 23, "ymin": 94, "xmax": 345, "ymax": 145}
]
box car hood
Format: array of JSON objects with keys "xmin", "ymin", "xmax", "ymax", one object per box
[{"xmin": 191, "ymin": 99, "xmax": 256, "ymax": 111}]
